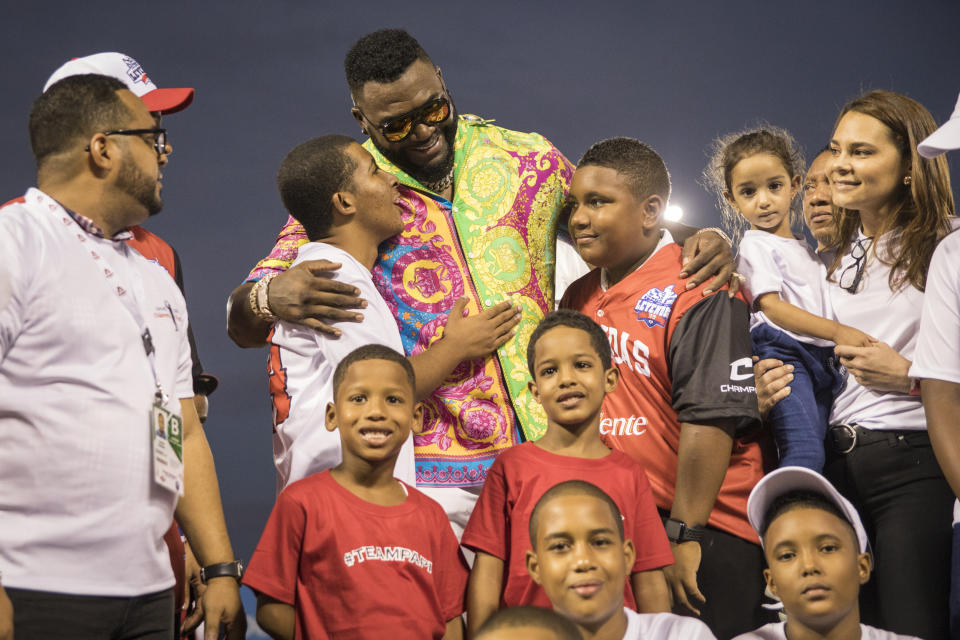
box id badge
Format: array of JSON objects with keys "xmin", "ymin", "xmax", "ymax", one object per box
[{"xmin": 151, "ymin": 401, "xmax": 185, "ymax": 496}]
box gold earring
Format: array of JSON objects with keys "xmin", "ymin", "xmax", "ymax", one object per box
[{"xmin": 904, "ymin": 175, "xmax": 912, "ymax": 186}]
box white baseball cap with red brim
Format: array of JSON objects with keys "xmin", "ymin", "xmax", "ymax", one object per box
[
  {"xmin": 918, "ymin": 91, "xmax": 960, "ymax": 158},
  {"xmin": 43, "ymin": 52, "xmax": 194, "ymax": 115}
]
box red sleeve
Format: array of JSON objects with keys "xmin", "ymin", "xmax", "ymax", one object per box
[
  {"xmin": 626, "ymin": 465, "xmax": 674, "ymax": 573},
  {"xmin": 432, "ymin": 504, "xmax": 470, "ymax": 621},
  {"xmin": 241, "ymin": 488, "xmax": 306, "ymax": 605},
  {"xmin": 460, "ymin": 455, "xmax": 510, "ymax": 559}
]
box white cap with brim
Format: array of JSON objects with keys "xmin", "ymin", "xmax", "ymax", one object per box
[
  {"xmin": 918, "ymin": 91, "xmax": 960, "ymax": 158},
  {"xmin": 747, "ymin": 466, "xmax": 869, "ymax": 554},
  {"xmin": 43, "ymin": 52, "xmax": 194, "ymax": 115}
]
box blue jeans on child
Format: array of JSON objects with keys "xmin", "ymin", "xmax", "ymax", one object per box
[{"xmin": 751, "ymin": 322, "xmax": 844, "ymax": 471}]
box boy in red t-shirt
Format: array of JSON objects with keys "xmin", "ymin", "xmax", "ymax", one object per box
[
  {"xmin": 462, "ymin": 310, "xmax": 674, "ymax": 635},
  {"xmin": 558, "ymin": 137, "xmax": 774, "ymax": 637},
  {"xmin": 243, "ymin": 344, "xmax": 468, "ymax": 640}
]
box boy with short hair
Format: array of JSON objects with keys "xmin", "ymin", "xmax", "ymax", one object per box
[
  {"xmin": 475, "ymin": 606, "xmax": 584, "ymax": 640},
  {"xmin": 560, "ymin": 137, "xmax": 772, "ymax": 636},
  {"xmin": 737, "ymin": 466, "xmax": 921, "ymax": 640},
  {"xmin": 266, "ymin": 135, "xmax": 519, "ymax": 490},
  {"xmin": 525, "ymin": 481, "xmax": 716, "ymax": 640},
  {"xmin": 243, "ymin": 344, "xmax": 468, "ymax": 640},
  {"xmin": 462, "ymin": 310, "xmax": 674, "ymax": 634}
]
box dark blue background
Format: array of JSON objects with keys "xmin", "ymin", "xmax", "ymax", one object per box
[{"xmin": 3, "ymin": 0, "xmax": 958, "ymax": 585}]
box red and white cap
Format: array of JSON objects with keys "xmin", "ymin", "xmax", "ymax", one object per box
[
  {"xmin": 747, "ymin": 466, "xmax": 869, "ymax": 553},
  {"xmin": 43, "ymin": 52, "xmax": 194, "ymax": 115},
  {"xmin": 918, "ymin": 91, "xmax": 960, "ymax": 158}
]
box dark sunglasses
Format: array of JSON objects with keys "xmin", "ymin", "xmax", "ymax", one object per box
[
  {"xmin": 85, "ymin": 128, "xmax": 168, "ymax": 159},
  {"xmin": 358, "ymin": 97, "xmax": 451, "ymax": 143}
]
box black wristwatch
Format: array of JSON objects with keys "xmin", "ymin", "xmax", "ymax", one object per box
[
  {"xmin": 664, "ymin": 518, "xmax": 705, "ymax": 544},
  {"xmin": 200, "ymin": 560, "xmax": 245, "ymax": 583}
]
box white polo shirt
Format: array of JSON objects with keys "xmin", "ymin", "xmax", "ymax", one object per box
[
  {"xmin": 911, "ymin": 230, "xmax": 960, "ymax": 385},
  {"xmin": 0, "ymin": 188, "xmax": 193, "ymax": 596},
  {"xmin": 269, "ymin": 242, "xmax": 415, "ymax": 490}
]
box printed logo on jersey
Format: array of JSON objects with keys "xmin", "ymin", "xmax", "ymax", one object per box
[
  {"xmin": 599, "ymin": 414, "xmax": 648, "ymax": 437},
  {"xmin": 634, "ymin": 285, "xmax": 678, "ymax": 328},
  {"xmin": 122, "ymin": 56, "xmax": 149, "ymax": 86},
  {"xmin": 343, "ymin": 545, "xmax": 433, "ymax": 573},
  {"xmin": 721, "ymin": 357, "xmax": 756, "ymax": 393}
]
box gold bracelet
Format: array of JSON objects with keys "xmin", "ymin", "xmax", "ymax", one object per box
[
  {"xmin": 252, "ymin": 273, "xmax": 279, "ymax": 323},
  {"xmin": 699, "ymin": 226, "xmax": 733, "ymax": 246}
]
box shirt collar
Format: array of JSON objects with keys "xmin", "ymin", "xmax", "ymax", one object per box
[{"xmin": 62, "ymin": 205, "xmax": 133, "ymax": 242}]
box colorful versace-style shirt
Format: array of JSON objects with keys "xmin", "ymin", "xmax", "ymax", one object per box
[{"xmin": 248, "ymin": 116, "xmax": 574, "ymax": 487}]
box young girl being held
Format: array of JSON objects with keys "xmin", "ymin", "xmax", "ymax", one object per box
[{"xmin": 705, "ymin": 127, "xmax": 873, "ymax": 471}]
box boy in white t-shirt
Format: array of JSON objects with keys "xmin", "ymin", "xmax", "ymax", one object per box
[
  {"xmin": 736, "ymin": 466, "xmax": 920, "ymax": 640},
  {"xmin": 525, "ymin": 481, "xmax": 715, "ymax": 640},
  {"xmin": 265, "ymin": 135, "xmax": 520, "ymax": 489}
]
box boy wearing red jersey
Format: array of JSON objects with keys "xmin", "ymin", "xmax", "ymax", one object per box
[
  {"xmin": 463, "ymin": 310, "xmax": 673, "ymax": 635},
  {"xmin": 559, "ymin": 138, "xmax": 774, "ymax": 638},
  {"xmin": 243, "ymin": 344, "xmax": 468, "ymax": 640}
]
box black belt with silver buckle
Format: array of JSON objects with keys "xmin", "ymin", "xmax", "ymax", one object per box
[{"xmin": 827, "ymin": 423, "xmax": 929, "ymax": 455}]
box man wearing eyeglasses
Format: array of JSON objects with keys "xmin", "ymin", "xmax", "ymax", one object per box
[
  {"xmin": 0, "ymin": 75, "xmax": 243, "ymax": 639},
  {"xmin": 226, "ymin": 28, "xmax": 735, "ymax": 532}
]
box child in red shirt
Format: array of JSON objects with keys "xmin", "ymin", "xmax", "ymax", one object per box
[
  {"xmin": 243, "ymin": 344, "xmax": 468, "ymax": 640},
  {"xmin": 462, "ymin": 310, "xmax": 673, "ymax": 635}
]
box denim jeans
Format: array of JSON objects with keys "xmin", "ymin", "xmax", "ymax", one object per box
[{"xmin": 751, "ymin": 322, "xmax": 844, "ymax": 471}]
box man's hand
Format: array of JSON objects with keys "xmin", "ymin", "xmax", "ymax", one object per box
[
  {"xmin": 267, "ymin": 260, "xmax": 366, "ymax": 336},
  {"xmin": 443, "ymin": 297, "xmax": 521, "ymax": 361},
  {"xmin": 0, "ymin": 584, "xmax": 12, "ymax": 640},
  {"xmin": 835, "ymin": 342, "xmax": 912, "ymax": 393},
  {"xmin": 663, "ymin": 541, "xmax": 705, "ymax": 616},
  {"xmin": 678, "ymin": 230, "xmax": 737, "ymax": 297},
  {"xmin": 200, "ymin": 578, "xmax": 245, "ymax": 640},
  {"xmin": 181, "ymin": 542, "xmax": 205, "ymax": 636},
  {"xmin": 753, "ymin": 356, "xmax": 793, "ymax": 420}
]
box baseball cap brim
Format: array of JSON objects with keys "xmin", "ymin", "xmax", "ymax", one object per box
[
  {"xmin": 918, "ymin": 91, "xmax": 960, "ymax": 158},
  {"xmin": 142, "ymin": 87, "xmax": 194, "ymax": 115},
  {"xmin": 747, "ymin": 466, "xmax": 869, "ymax": 553}
]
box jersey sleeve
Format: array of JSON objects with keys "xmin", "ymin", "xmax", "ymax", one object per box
[
  {"xmin": 241, "ymin": 487, "xmax": 307, "ymax": 605},
  {"xmin": 460, "ymin": 455, "xmax": 510, "ymax": 559},
  {"xmin": 627, "ymin": 466, "xmax": 674, "ymax": 572},
  {"xmin": 910, "ymin": 233, "xmax": 960, "ymax": 383},
  {"xmin": 244, "ymin": 214, "xmax": 309, "ymax": 283},
  {"xmin": 430, "ymin": 502, "xmax": 470, "ymax": 621},
  {"xmin": 0, "ymin": 208, "xmax": 37, "ymax": 359},
  {"xmin": 736, "ymin": 236, "xmax": 783, "ymax": 309},
  {"xmin": 668, "ymin": 293, "xmax": 760, "ymax": 436}
]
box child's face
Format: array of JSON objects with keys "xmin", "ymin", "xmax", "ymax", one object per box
[
  {"xmin": 526, "ymin": 493, "xmax": 634, "ymax": 629},
  {"xmin": 325, "ymin": 359, "xmax": 421, "ymax": 464},
  {"xmin": 763, "ymin": 506, "xmax": 871, "ymax": 633},
  {"xmin": 343, "ymin": 142, "xmax": 404, "ymax": 242},
  {"xmin": 528, "ymin": 326, "xmax": 617, "ymax": 429},
  {"xmin": 567, "ymin": 165, "xmax": 661, "ymax": 278},
  {"xmin": 725, "ymin": 152, "xmax": 800, "ymax": 237}
]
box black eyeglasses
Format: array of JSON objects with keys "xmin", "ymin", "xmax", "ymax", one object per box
[
  {"xmin": 356, "ymin": 96, "xmax": 451, "ymax": 143},
  {"xmin": 86, "ymin": 128, "xmax": 168, "ymax": 159},
  {"xmin": 839, "ymin": 236, "xmax": 873, "ymax": 293}
]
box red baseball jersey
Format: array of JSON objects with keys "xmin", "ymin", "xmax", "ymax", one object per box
[{"xmin": 561, "ymin": 242, "xmax": 771, "ymax": 542}]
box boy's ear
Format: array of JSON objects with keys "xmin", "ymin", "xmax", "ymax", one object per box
[
  {"xmin": 525, "ymin": 549, "xmax": 543, "ymax": 585},
  {"xmin": 411, "ymin": 401, "xmax": 425, "ymax": 433},
  {"xmin": 722, "ymin": 189, "xmax": 739, "ymax": 213},
  {"xmin": 857, "ymin": 552, "xmax": 872, "ymax": 585},
  {"xmin": 641, "ymin": 194, "xmax": 664, "ymax": 231},
  {"xmin": 325, "ymin": 401, "xmax": 338, "ymax": 432},
  {"xmin": 528, "ymin": 378, "xmax": 541, "ymax": 404},
  {"xmin": 763, "ymin": 567, "xmax": 777, "ymax": 599},
  {"xmin": 621, "ymin": 538, "xmax": 636, "ymax": 573},
  {"xmin": 332, "ymin": 190, "xmax": 358, "ymax": 218},
  {"xmin": 604, "ymin": 366, "xmax": 619, "ymax": 394}
]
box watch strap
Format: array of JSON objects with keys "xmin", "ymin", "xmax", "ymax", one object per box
[
  {"xmin": 665, "ymin": 518, "xmax": 705, "ymax": 544},
  {"xmin": 200, "ymin": 560, "xmax": 244, "ymax": 583}
]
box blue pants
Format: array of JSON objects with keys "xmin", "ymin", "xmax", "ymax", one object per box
[{"xmin": 751, "ymin": 322, "xmax": 844, "ymax": 471}]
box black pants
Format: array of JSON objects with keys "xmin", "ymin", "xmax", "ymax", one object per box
[
  {"xmin": 824, "ymin": 428, "xmax": 953, "ymax": 640},
  {"xmin": 6, "ymin": 587, "xmax": 174, "ymax": 640},
  {"xmin": 660, "ymin": 511, "xmax": 778, "ymax": 639}
]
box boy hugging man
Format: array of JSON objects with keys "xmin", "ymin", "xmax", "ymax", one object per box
[
  {"xmin": 559, "ymin": 137, "xmax": 774, "ymax": 637},
  {"xmin": 526, "ymin": 481, "xmax": 717, "ymax": 640},
  {"xmin": 265, "ymin": 135, "xmax": 519, "ymax": 490},
  {"xmin": 738, "ymin": 466, "xmax": 921, "ymax": 640},
  {"xmin": 462, "ymin": 310, "xmax": 675, "ymax": 634},
  {"xmin": 243, "ymin": 344, "xmax": 468, "ymax": 640}
]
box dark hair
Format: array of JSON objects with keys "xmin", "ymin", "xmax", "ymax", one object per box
[
  {"xmin": 704, "ymin": 125, "xmax": 805, "ymax": 243},
  {"xmin": 529, "ymin": 480, "xmax": 624, "ymax": 548},
  {"xmin": 825, "ymin": 90, "xmax": 955, "ymax": 292},
  {"xmin": 527, "ymin": 310, "xmax": 611, "ymax": 375},
  {"xmin": 332, "ymin": 344, "xmax": 415, "ymax": 398},
  {"xmin": 760, "ymin": 489, "xmax": 858, "ymax": 547},
  {"xmin": 578, "ymin": 137, "xmax": 671, "ymax": 204},
  {"xmin": 277, "ymin": 135, "xmax": 357, "ymax": 241},
  {"xmin": 476, "ymin": 606, "xmax": 583, "ymax": 640},
  {"xmin": 344, "ymin": 28, "xmax": 433, "ymax": 96},
  {"xmin": 29, "ymin": 74, "xmax": 131, "ymax": 167}
]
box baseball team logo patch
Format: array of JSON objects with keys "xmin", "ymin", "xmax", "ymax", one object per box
[{"xmin": 634, "ymin": 285, "xmax": 677, "ymax": 328}]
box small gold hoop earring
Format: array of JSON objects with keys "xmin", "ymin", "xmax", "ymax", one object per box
[{"xmin": 904, "ymin": 175, "xmax": 912, "ymax": 186}]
